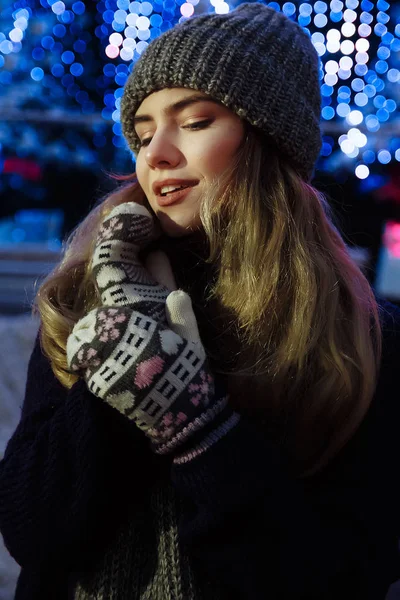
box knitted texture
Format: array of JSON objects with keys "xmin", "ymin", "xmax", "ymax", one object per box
[
  {"xmin": 66, "ymin": 202, "xmax": 232, "ymax": 455},
  {"xmin": 120, "ymin": 2, "xmax": 322, "ymax": 181},
  {"xmin": 70, "ymin": 480, "xmax": 224, "ymax": 600}
]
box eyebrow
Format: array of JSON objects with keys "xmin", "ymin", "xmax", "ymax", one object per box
[{"xmin": 133, "ymin": 93, "xmax": 221, "ymax": 128}]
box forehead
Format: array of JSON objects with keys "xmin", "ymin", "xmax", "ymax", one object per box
[{"xmin": 136, "ymin": 87, "xmax": 213, "ymax": 112}]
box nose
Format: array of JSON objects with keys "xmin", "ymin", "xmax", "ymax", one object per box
[{"xmin": 144, "ymin": 130, "xmax": 181, "ymax": 169}]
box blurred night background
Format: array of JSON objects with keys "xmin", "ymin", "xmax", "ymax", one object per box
[{"xmin": 0, "ymin": 0, "xmax": 399, "ymax": 597}]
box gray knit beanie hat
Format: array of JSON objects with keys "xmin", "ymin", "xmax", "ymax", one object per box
[{"xmin": 120, "ymin": 2, "xmax": 322, "ymax": 182}]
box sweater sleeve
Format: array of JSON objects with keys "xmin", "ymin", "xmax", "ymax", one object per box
[
  {"xmin": 170, "ymin": 411, "xmax": 399, "ymax": 600},
  {"xmin": 169, "ymin": 302, "xmax": 400, "ymax": 600},
  {"xmin": 0, "ymin": 334, "xmax": 166, "ymax": 572}
]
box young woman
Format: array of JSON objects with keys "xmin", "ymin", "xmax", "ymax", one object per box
[{"xmin": 1, "ymin": 3, "xmax": 400, "ymax": 599}]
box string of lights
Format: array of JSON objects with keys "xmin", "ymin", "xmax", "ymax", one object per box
[{"xmin": 0, "ymin": 1, "xmax": 399, "ymax": 180}]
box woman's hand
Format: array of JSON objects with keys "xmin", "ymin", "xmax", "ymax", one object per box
[{"xmin": 66, "ymin": 202, "xmax": 228, "ymax": 455}]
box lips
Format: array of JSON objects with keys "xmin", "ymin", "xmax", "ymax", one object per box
[
  {"xmin": 156, "ymin": 183, "xmax": 198, "ymax": 207},
  {"xmin": 153, "ymin": 179, "xmax": 199, "ymax": 196}
]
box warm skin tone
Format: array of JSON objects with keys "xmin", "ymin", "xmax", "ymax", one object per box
[{"xmin": 134, "ymin": 87, "xmax": 245, "ymax": 238}]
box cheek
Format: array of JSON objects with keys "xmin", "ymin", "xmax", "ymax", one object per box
[
  {"xmin": 196, "ymin": 131, "xmax": 242, "ymax": 175},
  {"xmin": 135, "ymin": 159, "xmax": 146, "ymax": 188}
]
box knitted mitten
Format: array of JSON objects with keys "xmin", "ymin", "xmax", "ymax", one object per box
[{"xmin": 66, "ymin": 202, "xmax": 232, "ymax": 455}]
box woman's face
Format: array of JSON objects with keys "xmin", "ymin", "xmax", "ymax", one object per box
[{"xmin": 134, "ymin": 87, "xmax": 245, "ymax": 237}]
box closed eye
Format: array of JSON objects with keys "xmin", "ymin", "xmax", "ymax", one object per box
[{"xmin": 139, "ymin": 120, "xmax": 212, "ymax": 148}]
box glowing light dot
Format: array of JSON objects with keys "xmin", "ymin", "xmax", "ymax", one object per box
[
  {"xmin": 136, "ymin": 29, "xmax": 149, "ymax": 40},
  {"xmin": 181, "ymin": 3, "xmax": 194, "ymax": 17},
  {"xmin": 355, "ymin": 93, "xmax": 368, "ymax": 107},
  {"xmin": 123, "ymin": 37, "xmax": 136, "ymax": 49},
  {"xmin": 0, "ymin": 40, "xmax": 13, "ymax": 54},
  {"xmin": 355, "ymin": 52, "xmax": 369, "ymax": 64},
  {"xmin": 339, "ymin": 56, "xmax": 353, "ymax": 69},
  {"xmin": 53, "ymin": 24, "xmax": 66, "ymax": 37},
  {"xmin": 120, "ymin": 47, "xmax": 134, "ymax": 61},
  {"xmin": 109, "ymin": 32, "xmax": 123, "ymax": 46},
  {"xmin": 61, "ymin": 50, "xmax": 75, "ymax": 64},
  {"xmin": 340, "ymin": 40, "xmax": 354, "ymax": 55},
  {"xmin": 373, "ymin": 95, "xmax": 386, "ymax": 109},
  {"xmin": 14, "ymin": 18, "xmax": 28, "ymax": 31},
  {"xmin": 325, "ymin": 60, "xmax": 339, "ymax": 74},
  {"xmin": 105, "ymin": 44, "xmax": 120, "ymax": 59},
  {"xmin": 126, "ymin": 13, "xmax": 138, "ymax": 26},
  {"xmin": 52, "ymin": 1, "xmax": 65, "ymax": 15},
  {"xmin": 355, "ymin": 165, "xmax": 369, "ymax": 179},
  {"xmin": 326, "ymin": 40, "xmax": 340, "ymax": 53},
  {"xmin": 347, "ymin": 110, "xmax": 363, "ymax": 126},
  {"xmin": 129, "ymin": 1, "xmax": 140, "ymax": 12},
  {"xmin": 312, "ymin": 32, "xmax": 325, "ymax": 44},
  {"xmin": 355, "ymin": 38, "xmax": 369, "ymax": 52},
  {"xmin": 114, "ymin": 10, "xmax": 128, "ymax": 24},
  {"xmin": 327, "ymin": 28, "xmax": 340, "ymax": 41},
  {"xmin": 376, "ymin": 108, "xmax": 389, "ymax": 122},
  {"xmin": 324, "ymin": 73, "xmax": 338, "ymax": 85},
  {"xmin": 41, "ymin": 36, "xmax": 55, "ymax": 50},
  {"xmin": 348, "ymin": 128, "xmax": 367, "ymax": 148},
  {"xmin": 337, "ymin": 103, "xmax": 350, "ymax": 117},
  {"xmin": 215, "ymin": 3, "xmax": 229, "ymax": 14},
  {"xmin": 377, "ymin": 46, "xmax": 390, "ymax": 60},
  {"xmin": 136, "ymin": 16, "xmax": 150, "ymax": 30},
  {"xmin": 72, "ymin": 1, "xmax": 85, "ymax": 14},
  {"xmin": 299, "ymin": 3, "xmax": 312, "ymax": 16},
  {"xmin": 51, "ymin": 63, "xmax": 64, "ymax": 77},
  {"xmin": 70, "ymin": 63, "xmax": 83, "ymax": 76},
  {"xmin": 363, "ymin": 150, "xmax": 376, "ymax": 164},
  {"xmin": 360, "ymin": 11, "xmax": 373, "ymax": 25},
  {"xmin": 377, "ymin": 150, "xmax": 391, "ymax": 165},
  {"xmin": 140, "ymin": 2, "xmax": 153, "ymax": 16},
  {"xmin": 322, "ymin": 106, "xmax": 335, "ymax": 119},
  {"xmin": 338, "ymin": 69, "xmax": 351, "ymax": 80},
  {"xmin": 343, "ymin": 9, "xmax": 356, "ymax": 22},
  {"xmin": 314, "ymin": 42, "xmax": 326, "ymax": 56},
  {"xmin": 342, "ymin": 22, "xmax": 356, "ymax": 38},
  {"xmin": 136, "ymin": 41, "xmax": 149, "ymax": 55},
  {"xmin": 358, "ymin": 24, "xmax": 371, "ymax": 37},
  {"xmin": 283, "ymin": 3, "xmax": 296, "ymax": 16},
  {"xmin": 314, "ymin": 14, "xmax": 328, "ymax": 28},
  {"xmin": 351, "ymin": 78, "xmax": 364, "ymax": 92},
  {"xmin": 30, "ymin": 67, "xmax": 44, "ymax": 81},
  {"xmin": 9, "ymin": 28, "xmax": 23, "ymax": 43},
  {"xmin": 376, "ymin": 61, "xmax": 388, "ymax": 74},
  {"xmin": 365, "ymin": 115, "xmax": 380, "ymax": 132},
  {"xmin": 341, "ymin": 139, "xmax": 355, "ymax": 154},
  {"xmin": 364, "ymin": 85, "xmax": 376, "ymax": 98},
  {"xmin": 15, "ymin": 8, "xmax": 29, "ymax": 19},
  {"xmin": 125, "ymin": 25, "xmax": 138, "ymax": 38}
]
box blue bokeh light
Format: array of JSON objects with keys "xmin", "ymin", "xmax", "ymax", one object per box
[
  {"xmin": 30, "ymin": 67, "xmax": 44, "ymax": 81},
  {"xmin": 0, "ymin": 0, "xmax": 398, "ymax": 179},
  {"xmin": 61, "ymin": 50, "xmax": 75, "ymax": 64}
]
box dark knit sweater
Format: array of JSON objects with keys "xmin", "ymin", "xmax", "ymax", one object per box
[{"xmin": 1, "ymin": 298, "xmax": 400, "ymax": 600}]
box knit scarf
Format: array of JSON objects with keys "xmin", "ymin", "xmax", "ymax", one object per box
[{"xmin": 69, "ymin": 479, "xmax": 224, "ymax": 600}]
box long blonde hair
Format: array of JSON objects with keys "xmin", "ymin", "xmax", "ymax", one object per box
[{"xmin": 35, "ymin": 124, "xmax": 382, "ymax": 478}]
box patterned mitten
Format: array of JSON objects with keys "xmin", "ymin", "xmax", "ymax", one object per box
[{"xmin": 66, "ymin": 202, "xmax": 233, "ymax": 456}]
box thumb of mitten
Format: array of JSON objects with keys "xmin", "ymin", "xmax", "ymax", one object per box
[
  {"xmin": 66, "ymin": 309, "xmax": 98, "ymax": 369},
  {"xmin": 165, "ymin": 290, "xmax": 202, "ymax": 345}
]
